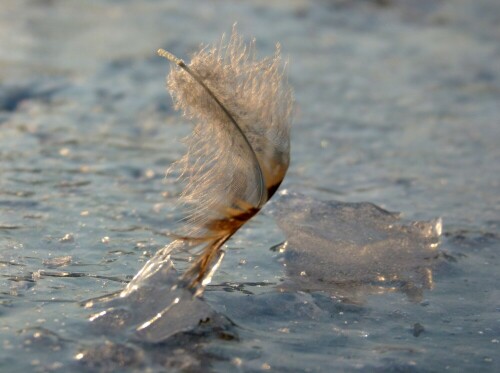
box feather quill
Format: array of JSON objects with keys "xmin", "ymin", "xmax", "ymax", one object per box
[{"xmin": 133, "ymin": 29, "xmax": 292, "ymax": 294}]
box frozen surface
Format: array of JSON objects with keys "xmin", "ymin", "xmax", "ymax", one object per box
[{"xmin": 1, "ymin": 0, "xmax": 499, "ymax": 372}]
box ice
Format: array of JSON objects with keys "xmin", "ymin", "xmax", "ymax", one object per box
[
  {"xmin": 84, "ymin": 189, "xmax": 441, "ymax": 347},
  {"xmin": 268, "ymin": 190, "xmax": 443, "ymax": 302},
  {"xmin": 85, "ymin": 241, "xmax": 230, "ymax": 343}
]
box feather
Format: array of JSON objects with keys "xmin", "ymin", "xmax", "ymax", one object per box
[{"xmin": 153, "ymin": 28, "xmax": 292, "ymax": 291}]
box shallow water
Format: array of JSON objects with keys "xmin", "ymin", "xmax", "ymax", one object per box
[{"xmin": 1, "ymin": 0, "xmax": 499, "ymax": 372}]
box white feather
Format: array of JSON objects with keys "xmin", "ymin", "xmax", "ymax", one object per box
[{"xmin": 156, "ymin": 28, "xmax": 293, "ymax": 289}]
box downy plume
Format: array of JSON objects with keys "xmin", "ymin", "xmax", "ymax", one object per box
[{"xmin": 149, "ymin": 28, "xmax": 292, "ymax": 291}]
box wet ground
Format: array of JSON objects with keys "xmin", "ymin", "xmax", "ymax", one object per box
[{"xmin": 1, "ymin": 0, "xmax": 499, "ymax": 372}]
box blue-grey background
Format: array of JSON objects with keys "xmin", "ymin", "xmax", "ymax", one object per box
[{"xmin": 1, "ymin": 0, "xmax": 499, "ymax": 371}]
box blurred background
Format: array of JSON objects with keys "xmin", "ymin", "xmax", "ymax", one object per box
[{"xmin": 0, "ymin": 0, "xmax": 499, "ymax": 372}]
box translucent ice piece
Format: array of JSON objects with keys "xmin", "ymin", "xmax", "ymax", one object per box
[
  {"xmin": 85, "ymin": 241, "xmax": 230, "ymax": 343},
  {"xmin": 268, "ymin": 190, "xmax": 443, "ymax": 302}
]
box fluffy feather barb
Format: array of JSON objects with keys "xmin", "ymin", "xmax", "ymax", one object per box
[{"xmin": 160, "ymin": 29, "xmax": 293, "ymax": 288}]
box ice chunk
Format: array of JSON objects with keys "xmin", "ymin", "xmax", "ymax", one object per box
[
  {"xmin": 85, "ymin": 241, "xmax": 231, "ymax": 343},
  {"xmin": 268, "ymin": 191, "xmax": 442, "ymax": 302}
]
